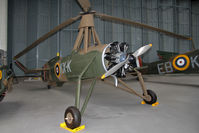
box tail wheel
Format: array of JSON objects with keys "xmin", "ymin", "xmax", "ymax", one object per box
[
  {"xmin": 143, "ymin": 90, "xmax": 157, "ymax": 104},
  {"xmin": 0, "ymin": 93, "xmax": 6, "ymax": 102},
  {"xmin": 64, "ymin": 106, "xmax": 81, "ymax": 129}
]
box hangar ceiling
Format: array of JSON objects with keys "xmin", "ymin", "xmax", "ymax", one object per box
[{"xmin": 7, "ymin": 0, "xmax": 199, "ymax": 75}]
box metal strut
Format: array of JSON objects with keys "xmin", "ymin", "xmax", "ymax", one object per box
[
  {"xmin": 81, "ymin": 78, "xmax": 96, "ymax": 115},
  {"xmin": 134, "ymin": 69, "xmax": 148, "ymax": 96},
  {"xmin": 75, "ymin": 56, "xmax": 97, "ymax": 112},
  {"xmin": 102, "ymin": 69, "xmax": 150, "ymax": 101}
]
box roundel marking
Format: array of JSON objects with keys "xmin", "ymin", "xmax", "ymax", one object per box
[
  {"xmin": 0, "ymin": 70, "xmax": 2, "ymax": 80},
  {"xmin": 54, "ymin": 63, "xmax": 60, "ymax": 78},
  {"xmin": 172, "ymin": 54, "xmax": 190, "ymax": 71}
]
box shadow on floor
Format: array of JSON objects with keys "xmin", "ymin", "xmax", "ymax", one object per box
[
  {"xmin": 0, "ymin": 101, "xmax": 23, "ymax": 119},
  {"xmin": 145, "ymin": 80, "xmax": 199, "ymax": 88}
]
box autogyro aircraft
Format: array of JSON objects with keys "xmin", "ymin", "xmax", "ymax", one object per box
[{"xmin": 0, "ymin": 0, "xmax": 195, "ymax": 129}]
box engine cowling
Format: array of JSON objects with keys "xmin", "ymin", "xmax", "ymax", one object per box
[{"xmin": 102, "ymin": 41, "xmax": 140, "ymax": 78}]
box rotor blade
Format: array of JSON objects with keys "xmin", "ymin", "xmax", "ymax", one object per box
[
  {"xmin": 133, "ymin": 44, "xmax": 152, "ymax": 57},
  {"xmin": 96, "ymin": 13, "xmax": 191, "ymax": 40},
  {"xmin": 14, "ymin": 15, "xmax": 81, "ymax": 60},
  {"xmin": 101, "ymin": 56, "xmax": 129, "ymax": 79},
  {"xmin": 77, "ymin": 0, "xmax": 91, "ymax": 12}
]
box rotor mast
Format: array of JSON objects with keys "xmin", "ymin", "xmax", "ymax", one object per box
[{"xmin": 73, "ymin": 13, "xmax": 101, "ymax": 53}]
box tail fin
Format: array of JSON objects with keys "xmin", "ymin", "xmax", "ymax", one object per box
[{"xmin": 15, "ymin": 60, "xmax": 49, "ymax": 74}]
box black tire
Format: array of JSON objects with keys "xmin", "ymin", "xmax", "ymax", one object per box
[
  {"xmin": 0, "ymin": 93, "xmax": 5, "ymax": 102},
  {"xmin": 64, "ymin": 106, "xmax": 81, "ymax": 129},
  {"xmin": 47, "ymin": 85, "xmax": 51, "ymax": 89},
  {"xmin": 143, "ymin": 90, "xmax": 157, "ymax": 104}
]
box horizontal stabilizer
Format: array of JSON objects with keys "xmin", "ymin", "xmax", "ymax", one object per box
[
  {"xmin": 15, "ymin": 60, "xmax": 28, "ymax": 73},
  {"xmin": 15, "ymin": 60, "xmax": 49, "ymax": 74}
]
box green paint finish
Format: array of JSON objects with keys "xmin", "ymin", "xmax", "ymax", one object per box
[
  {"xmin": 45, "ymin": 51, "xmax": 105, "ymax": 82},
  {"xmin": 81, "ymin": 78, "xmax": 96, "ymax": 115},
  {"xmin": 61, "ymin": 51, "xmax": 105, "ymax": 81},
  {"xmin": 142, "ymin": 50, "xmax": 199, "ymax": 74},
  {"xmin": 157, "ymin": 50, "xmax": 179, "ymax": 60}
]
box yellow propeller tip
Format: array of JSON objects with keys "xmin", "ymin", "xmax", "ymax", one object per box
[
  {"xmin": 149, "ymin": 44, "xmax": 152, "ymax": 47},
  {"xmin": 57, "ymin": 52, "xmax": 60, "ymax": 57},
  {"xmin": 101, "ymin": 74, "xmax": 105, "ymax": 80}
]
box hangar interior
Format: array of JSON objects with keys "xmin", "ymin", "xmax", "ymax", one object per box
[
  {"xmin": 0, "ymin": 0, "xmax": 199, "ymax": 133},
  {"xmin": 7, "ymin": 0, "xmax": 199, "ymax": 75}
]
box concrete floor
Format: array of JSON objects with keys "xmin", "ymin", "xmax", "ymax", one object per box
[{"xmin": 0, "ymin": 74, "xmax": 199, "ymax": 133}]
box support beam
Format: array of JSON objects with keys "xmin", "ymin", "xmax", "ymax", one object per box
[
  {"xmin": 73, "ymin": 28, "xmax": 84, "ymax": 51},
  {"xmin": 81, "ymin": 78, "xmax": 96, "ymax": 115},
  {"xmin": 93, "ymin": 29, "xmax": 101, "ymax": 45},
  {"xmin": 91, "ymin": 27, "xmax": 96, "ymax": 45},
  {"xmin": 84, "ymin": 27, "xmax": 89, "ymax": 53},
  {"xmin": 88, "ymin": 28, "xmax": 92, "ymax": 46},
  {"xmin": 73, "ymin": 14, "xmax": 102, "ymax": 53}
]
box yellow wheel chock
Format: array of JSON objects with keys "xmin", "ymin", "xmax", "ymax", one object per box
[
  {"xmin": 141, "ymin": 101, "xmax": 146, "ymax": 104},
  {"xmin": 141, "ymin": 101, "xmax": 159, "ymax": 106},
  {"xmin": 152, "ymin": 102, "xmax": 159, "ymax": 106},
  {"xmin": 60, "ymin": 122, "xmax": 85, "ymax": 133}
]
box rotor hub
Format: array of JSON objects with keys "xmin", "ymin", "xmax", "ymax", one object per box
[{"xmin": 78, "ymin": 14, "xmax": 94, "ymax": 29}]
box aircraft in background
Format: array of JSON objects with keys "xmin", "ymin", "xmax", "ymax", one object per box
[{"xmin": 138, "ymin": 49, "xmax": 199, "ymax": 75}]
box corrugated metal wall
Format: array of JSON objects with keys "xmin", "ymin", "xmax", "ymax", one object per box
[{"xmin": 8, "ymin": 0, "xmax": 199, "ymax": 75}]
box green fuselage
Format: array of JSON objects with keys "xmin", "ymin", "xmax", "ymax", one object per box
[{"xmin": 45, "ymin": 51, "xmax": 105, "ymax": 82}]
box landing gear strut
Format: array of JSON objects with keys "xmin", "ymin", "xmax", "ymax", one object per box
[
  {"xmin": 64, "ymin": 78, "xmax": 97, "ymax": 129},
  {"xmin": 0, "ymin": 93, "xmax": 6, "ymax": 102}
]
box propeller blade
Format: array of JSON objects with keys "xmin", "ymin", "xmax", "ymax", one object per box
[
  {"xmin": 96, "ymin": 13, "xmax": 191, "ymax": 40},
  {"xmin": 14, "ymin": 15, "xmax": 81, "ymax": 60},
  {"xmin": 101, "ymin": 56, "xmax": 129, "ymax": 79},
  {"xmin": 133, "ymin": 44, "xmax": 152, "ymax": 57},
  {"xmin": 77, "ymin": 0, "xmax": 91, "ymax": 12}
]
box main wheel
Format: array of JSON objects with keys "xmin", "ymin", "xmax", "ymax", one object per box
[
  {"xmin": 143, "ymin": 90, "xmax": 157, "ymax": 104},
  {"xmin": 64, "ymin": 106, "xmax": 81, "ymax": 129},
  {"xmin": 0, "ymin": 93, "xmax": 5, "ymax": 102}
]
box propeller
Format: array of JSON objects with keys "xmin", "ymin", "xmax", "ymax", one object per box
[
  {"xmin": 95, "ymin": 13, "xmax": 191, "ymax": 41},
  {"xmin": 14, "ymin": 15, "xmax": 81, "ymax": 60},
  {"xmin": 133, "ymin": 44, "xmax": 152, "ymax": 57},
  {"xmin": 101, "ymin": 43, "xmax": 152, "ymax": 79},
  {"xmin": 101, "ymin": 55, "xmax": 129, "ymax": 79},
  {"xmin": 77, "ymin": 0, "xmax": 91, "ymax": 12}
]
